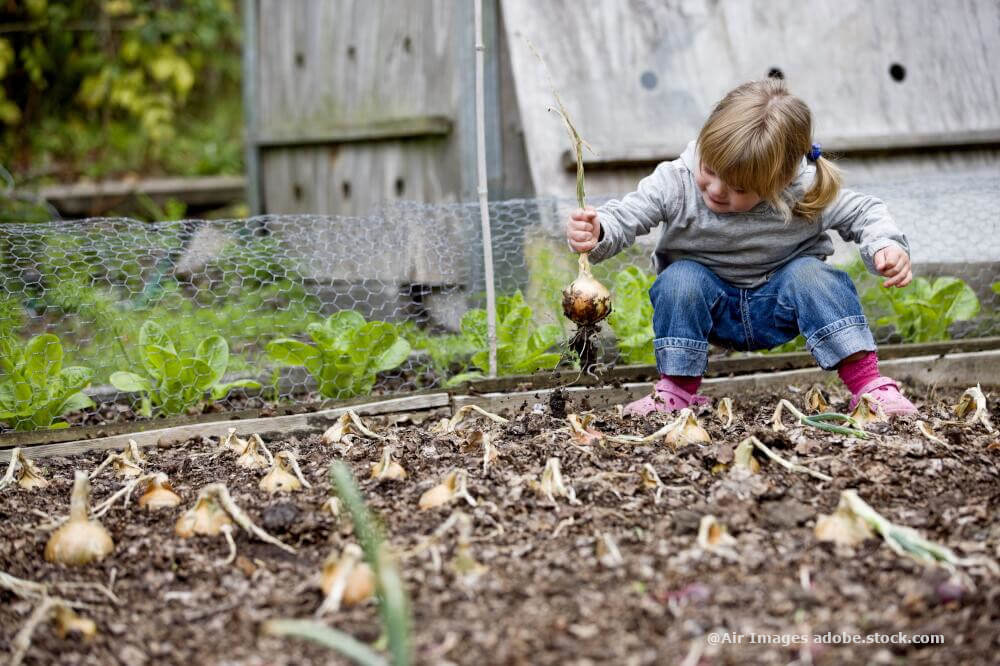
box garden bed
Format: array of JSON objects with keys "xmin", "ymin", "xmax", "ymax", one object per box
[{"xmin": 1, "ymin": 376, "xmax": 998, "ymax": 664}]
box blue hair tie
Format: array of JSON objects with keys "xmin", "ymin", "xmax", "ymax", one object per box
[{"xmin": 808, "ymin": 143, "xmax": 822, "ymax": 161}]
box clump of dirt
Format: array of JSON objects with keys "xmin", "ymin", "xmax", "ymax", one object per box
[
  {"xmin": 548, "ymin": 388, "xmax": 568, "ymax": 420},
  {"xmin": 1, "ymin": 384, "xmax": 998, "ymax": 665}
]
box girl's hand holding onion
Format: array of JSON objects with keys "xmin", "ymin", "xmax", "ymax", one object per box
[{"xmin": 567, "ymin": 207, "xmax": 601, "ymax": 252}]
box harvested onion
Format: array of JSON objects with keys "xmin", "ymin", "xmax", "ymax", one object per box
[
  {"xmin": 44, "ymin": 471, "xmax": 114, "ymax": 566},
  {"xmin": 562, "ymin": 254, "xmax": 611, "ymax": 326}
]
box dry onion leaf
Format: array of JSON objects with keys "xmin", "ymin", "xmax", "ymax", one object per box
[
  {"xmin": 696, "ymin": 515, "xmax": 738, "ymax": 558},
  {"xmin": 54, "ymin": 604, "xmax": 97, "ymax": 640},
  {"xmin": 739, "ymin": 436, "xmax": 831, "ymax": 482},
  {"xmin": 604, "ymin": 412, "xmax": 684, "ymax": 445},
  {"xmin": 117, "ymin": 439, "xmax": 146, "ymax": 477},
  {"xmin": 462, "ymin": 431, "xmax": 498, "ymax": 475},
  {"xmin": 850, "ymin": 394, "xmax": 888, "ymax": 427},
  {"xmin": 437, "ymin": 404, "xmax": 510, "ymax": 434},
  {"xmin": 567, "ymin": 413, "xmax": 603, "ymax": 445},
  {"xmin": 419, "ymin": 469, "xmax": 476, "ymax": 510},
  {"xmin": 715, "ymin": 397, "xmax": 735, "ymax": 429},
  {"xmin": 451, "ymin": 512, "xmax": 488, "ymax": 579},
  {"xmin": 176, "ymin": 483, "xmax": 295, "ymax": 553},
  {"xmin": 321, "ymin": 410, "xmax": 383, "ymax": 445},
  {"xmin": 0, "ymin": 447, "xmax": 23, "ymax": 491},
  {"xmin": 532, "ymin": 457, "xmax": 579, "ymax": 505},
  {"xmin": 219, "ymin": 427, "xmax": 248, "ymax": 455},
  {"xmin": 916, "ymin": 420, "xmax": 949, "ymax": 448},
  {"xmin": 16, "ymin": 452, "xmax": 49, "ymax": 491},
  {"xmin": 733, "ymin": 438, "xmax": 761, "ymax": 474},
  {"xmin": 805, "ymin": 386, "xmax": 830, "ymax": 413},
  {"xmin": 89, "ymin": 441, "xmax": 145, "ymax": 480},
  {"xmin": 261, "ymin": 451, "xmax": 311, "ymax": 493},
  {"xmin": 236, "ymin": 433, "xmax": 274, "ymax": 470},
  {"xmin": 639, "ymin": 463, "xmax": 664, "ymax": 490},
  {"xmin": 370, "ymin": 447, "xmax": 407, "ymax": 482},
  {"xmin": 318, "ymin": 543, "xmax": 375, "ymax": 614},
  {"xmin": 954, "ymin": 385, "xmax": 994, "ymax": 432},
  {"xmin": 639, "ymin": 464, "xmax": 666, "ymax": 503},
  {"xmin": 664, "ymin": 409, "xmax": 711, "ymax": 446},
  {"xmin": 596, "ymin": 532, "xmax": 624, "ymax": 568}
]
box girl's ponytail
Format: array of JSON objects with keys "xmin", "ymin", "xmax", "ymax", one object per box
[{"xmin": 794, "ymin": 155, "xmax": 842, "ymax": 221}]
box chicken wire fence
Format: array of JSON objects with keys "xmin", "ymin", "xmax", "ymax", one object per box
[{"xmin": 0, "ymin": 168, "xmax": 997, "ymax": 430}]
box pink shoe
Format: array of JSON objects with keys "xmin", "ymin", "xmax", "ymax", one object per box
[
  {"xmin": 624, "ymin": 377, "xmax": 710, "ymax": 416},
  {"xmin": 849, "ymin": 377, "xmax": 918, "ymax": 416}
]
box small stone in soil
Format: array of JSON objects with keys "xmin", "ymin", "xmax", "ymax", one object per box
[
  {"xmin": 759, "ymin": 498, "xmax": 813, "ymax": 529},
  {"xmin": 261, "ymin": 502, "xmax": 300, "ymax": 534}
]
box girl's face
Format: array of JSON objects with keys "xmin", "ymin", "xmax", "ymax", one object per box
[{"xmin": 696, "ymin": 163, "xmax": 763, "ymax": 213}]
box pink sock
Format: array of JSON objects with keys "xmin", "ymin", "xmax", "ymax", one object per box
[
  {"xmin": 665, "ymin": 374, "xmax": 702, "ymax": 395},
  {"xmin": 837, "ymin": 351, "xmax": 880, "ymax": 394}
]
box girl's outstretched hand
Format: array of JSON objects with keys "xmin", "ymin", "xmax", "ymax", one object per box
[
  {"xmin": 874, "ymin": 245, "xmax": 912, "ymax": 288},
  {"xmin": 567, "ymin": 207, "xmax": 601, "ymax": 253}
]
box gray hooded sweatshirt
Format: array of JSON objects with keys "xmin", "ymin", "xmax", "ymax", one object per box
[{"xmin": 588, "ymin": 141, "xmax": 908, "ymax": 288}]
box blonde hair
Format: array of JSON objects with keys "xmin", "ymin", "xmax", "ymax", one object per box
[{"xmin": 697, "ymin": 79, "xmax": 841, "ymax": 221}]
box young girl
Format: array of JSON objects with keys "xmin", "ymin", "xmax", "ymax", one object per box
[{"xmin": 566, "ymin": 79, "xmax": 917, "ymax": 417}]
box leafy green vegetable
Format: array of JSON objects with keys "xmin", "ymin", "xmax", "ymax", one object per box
[
  {"xmin": 399, "ymin": 323, "xmax": 476, "ymax": 381},
  {"xmin": 606, "ymin": 266, "xmax": 656, "ymax": 365},
  {"xmin": 446, "ymin": 291, "xmax": 561, "ymax": 385},
  {"xmin": 0, "ymin": 333, "xmax": 94, "ymax": 430},
  {"xmin": 863, "ymin": 277, "xmax": 980, "ymax": 343},
  {"xmin": 110, "ymin": 320, "xmax": 260, "ymax": 416},
  {"xmin": 841, "ymin": 259, "xmax": 980, "ymax": 343},
  {"xmin": 266, "ymin": 311, "xmax": 411, "ymax": 399}
]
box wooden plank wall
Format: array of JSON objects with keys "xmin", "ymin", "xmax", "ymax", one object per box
[
  {"xmin": 248, "ymin": 1, "xmax": 531, "ymax": 303},
  {"xmin": 254, "ymin": 0, "xmax": 463, "ymax": 218},
  {"xmin": 501, "ymin": 0, "xmax": 1000, "ymax": 199}
]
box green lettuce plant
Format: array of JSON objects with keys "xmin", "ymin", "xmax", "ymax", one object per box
[
  {"xmin": 110, "ymin": 320, "xmax": 260, "ymax": 416},
  {"xmin": 606, "ymin": 266, "xmax": 656, "ymax": 365},
  {"xmin": 861, "ymin": 277, "xmax": 980, "ymax": 343},
  {"xmin": 840, "ymin": 259, "xmax": 980, "ymax": 343},
  {"xmin": 446, "ymin": 291, "xmax": 561, "ymax": 385},
  {"xmin": 266, "ymin": 311, "xmax": 411, "ymax": 399},
  {"xmin": 0, "ymin": 334, "xmax": 94, "ymax": 430}
]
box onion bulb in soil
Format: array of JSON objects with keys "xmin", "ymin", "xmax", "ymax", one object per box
[
  {"xmin": 45, "ymin": 471, "xmax": 115, "ymax": 566},
  {"xmin": 138, "ymin": 473, "xmax": 182, "ymax": 510}
]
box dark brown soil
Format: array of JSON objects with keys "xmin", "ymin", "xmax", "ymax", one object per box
[{"xmin": 2, "ymin": 383, "xmax": 999, "ymax": 665}]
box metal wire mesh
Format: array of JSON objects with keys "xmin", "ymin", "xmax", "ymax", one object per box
[{"xmin": 0, "ymin": 171, "xmax": 997, "ymax": 430}]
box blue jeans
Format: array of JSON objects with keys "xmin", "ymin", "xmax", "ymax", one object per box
[{"xmin": 650, "ymin": 257, "xmax": 875, "ymax": 376}]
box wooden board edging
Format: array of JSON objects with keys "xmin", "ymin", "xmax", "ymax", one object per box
[
  {"xmin": 456, "ymin": 337, "xmax": 1000, "ymax": 394},
  {"xmin": 454, "ymin": 350, "xmax": 1000, "ymax": 415}
]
